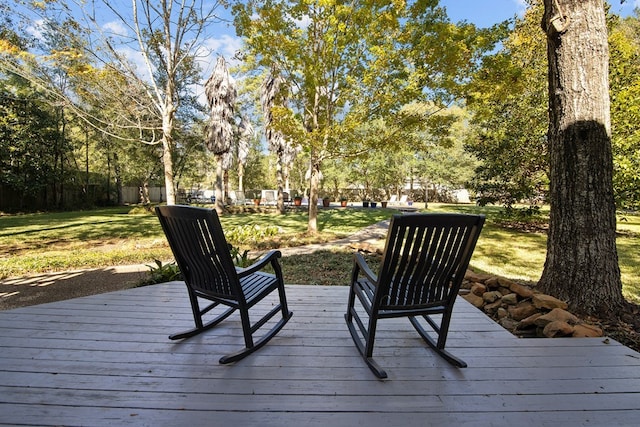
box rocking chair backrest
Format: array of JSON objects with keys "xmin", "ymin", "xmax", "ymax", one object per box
[
  {"xmin": 156, "ymin": 205, "xmax": 241, "ymax": 301},
  {"xmin": 376, "ymin": 213, "xmax": 485, "ymax": 310}
]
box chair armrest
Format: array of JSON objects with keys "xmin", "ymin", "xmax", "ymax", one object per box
[
  {"xmin": 354, "ymin": 252, "xmax": 378, "ymax": 284},
  {"xmin": 237, "ymin": 249, "xmax": 282, "ymax": 277}
]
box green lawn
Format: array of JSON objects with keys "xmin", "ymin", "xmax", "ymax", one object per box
[{"xmin": 1, "ymin": 203, "xmax": 638, "ymax": 304}]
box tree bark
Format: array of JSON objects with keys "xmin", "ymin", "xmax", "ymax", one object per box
[
  {"xmin": 538, "ymin": 0, "xmax": 624, "ymax": 315},
  {"xmin": 276, "ymin": 154, "xmax": 285, "ymax": 214},
  {"xmin": 161, "ymin": 110, "xmax": 176, "ymax": 206},
  {"xmin": 215, "ymin": 155, "xmax": 224, "ymax": 213},
  {"xmin": 307, "ymin": 153, "xmax": 320, "ymax": 233}
]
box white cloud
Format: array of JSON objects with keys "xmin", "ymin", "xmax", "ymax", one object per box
[
  {"xmin": 117, "ymin": 45, "xmax": 153, "ymax": 81},
  {"xmin": 26, "ymin": 19, "xmax": 45, "ymax": 40},
  {"xmin": 103, "ymin": 20, "xmax": 129, "ymax": 37},
  {"xmin": 295, "ymin": 15, "xmax": 311, "ymax": 29},
  {"xmin": 200, "ymin": 34, "xmax": 244, "ymax": 71}
]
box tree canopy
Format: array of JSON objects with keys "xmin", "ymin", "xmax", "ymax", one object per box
[{"xmin": 232, "ymin": 0, "xmax": 503, "ymax": 231}]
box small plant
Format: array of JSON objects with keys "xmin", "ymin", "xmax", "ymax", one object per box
[
  {"xmin": 228, "ymin": 244, "xmax": 257, "ymax": 268},
  {"xmin": 137, "ymin": 259, "xmax": 182, "ymax": 286}
]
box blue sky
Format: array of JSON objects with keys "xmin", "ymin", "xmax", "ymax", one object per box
[
  {"xmin": 440, "ymin": 0, "xmax": 638, "ymax": 28},
  {"xmin": 439, "ymin": 0, "xmax": 527, "ymax": 27}
]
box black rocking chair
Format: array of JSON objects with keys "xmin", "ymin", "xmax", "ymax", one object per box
[
  {"xmin": 156, "ymin": 205, "xmax": 293, "ymax": 364},
  {"xmin": 345, "ymin": 213, "xmax": 485, "ymax": 378}
]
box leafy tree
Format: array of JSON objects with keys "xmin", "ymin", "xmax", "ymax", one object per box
[
  {"xmin": 413, "ymin": 107, "xmax": 478, "ymax": 201},
  {"xmin": 3, "ymin": 0, "xmax": 224, "ymax": 205},
  {"xmin": 537, "ymin": 0, "xmax": 624, "ymax": 316},
  {"xmin": 0, "ymin": 76, "xmax": 61, "ymax": 210},
  {"xmin": 465, "ymin": 2, "xmax": 548, "ymax": 208},
  {"xmin": 334, "ymin": 103, "xmax": 465, "ymax": 202},
  {"xmin": 609, "ymin": 11, "xmax": 640, "ymax": 211},
  {"xmin": 467, "ymin": 1, "xmax": 640, "ymax": 212},
  {"xmin": 233, "ymin": 0, "xmax": 499, "ymax": 232}
]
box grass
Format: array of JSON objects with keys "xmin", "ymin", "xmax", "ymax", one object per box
[{"xmin": 1, "ymin": 203, "xmax": 638, "ymax": 304}]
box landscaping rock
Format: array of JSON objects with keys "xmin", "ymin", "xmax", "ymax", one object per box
[
  {"xmin": 470, "ymin": 283, "xmax": 486, "ymax": 296},
  {"xmin": 501, "ymin": 293, "xmax": 518, "ymax": 305},
  {"xmin": 484, "ymin": 276, "xmax": 500, "ymax": 289},
  {"xmin": 461, "ymin": 271, "xmax": 604, "ymax": 342},
  {"xmin": 572, "ymin": 323, "xmax": 604, "ymax": 337},
  {"xmin": 518, "ymin": 312, "xmax": 544, "ymax": 329},
  {"xmin": 535, "ymin": 308, "xmax": 579, "ymax": 327},
  {"xmin": 483, "ymin": 291, "xmax": 501, "ymax": 303},
  {"xmin": 465, "ymin": 270, "xmax": 492, "ymax": 282},
  {"xmin": 532, "ymin": 294, "xmax": 568, "ymax": 310},
  {"xmin": 508, "ymin": 301, "xmax": 538, "ymax": 321},
  {"xmin": 508, "ymin": 282, "xmax": 535, "ymax": 299},
  {"xmin": 499, "ymin": 317, "xmax": 520, "ymax": 331},
  {"xmin": 543, "ymin": 321, "xmax": 575, "ymax": 337},
  {"xmin": 484, "ymin": 299, "xmax": 503, "ymax": 314},
  {"xmin": 462, "ymin": 292, "xmax": 484, "ymax": 308}
]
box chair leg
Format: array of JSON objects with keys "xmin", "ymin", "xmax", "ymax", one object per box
[
  {"xmin": 345, "ymin": 284, "xmax": 388, "ymax": 379},
  {"xmin": 219, "ymin": 282, "xmax": 293, "ymax": 364},
  {"xmin": 169, "ymin": 305, "xmax": 236, "ymax": 340},
  {"xmin": 409, "ymin": 315, "xmax": 467, "ymax": 368},
  {"xmin": 344, "ymin": 312, "xmax": 388, "ymax": 379},
  {"xmin": 219, "ymin": 306, "xmax": 292, "ymax": 364}
]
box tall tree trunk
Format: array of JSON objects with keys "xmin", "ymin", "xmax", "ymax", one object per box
[
  {"xmin": 215, "ymin": 155, "xmax": 224, "ymax": 212},
  {"xmin": 113, "ymin": 151, "xmax": 123, "ymax": 206},
  {"xmin": 238, "ymin": 162, "xmax": 245, "ymax": 192},
  {"xmin": 162, "ymin": 102, "xmax": 176, "ymax": 205},
  {"xmin": 84, "ymin": 125, "xmax": 89, "ymax": 204},
  {"xmin": 538, "ymin": 0, "xmax": 624, "ymax": 316},
  {"xmin": 276, "ymin": 159, "xmax": 285, "ymax": 214},
  {"xmin": 307, "ymin": 153, "xmax": 320, "ymax": 233}
]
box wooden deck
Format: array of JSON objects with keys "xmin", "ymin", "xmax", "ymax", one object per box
[{"xmin": 1, "ymin": 283, "xmax": 639, "ymax": 426}]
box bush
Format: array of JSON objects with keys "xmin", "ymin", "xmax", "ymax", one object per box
[
  {"xmin": 137, "ymin": 259, "xmax": 182, "ymax": 286},
  {"xmin": 225, "ymin": 224, "xmax": 280, "ymax": 245}
]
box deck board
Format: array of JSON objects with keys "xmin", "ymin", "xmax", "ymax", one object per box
[{"xmin": 1, "ymin": 282, "xmax": 639, "ymax": 426}]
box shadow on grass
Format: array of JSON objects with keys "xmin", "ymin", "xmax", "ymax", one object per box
[{"xmin": 280, "ymin": 249, "xmax": 381, "ymax": 287}]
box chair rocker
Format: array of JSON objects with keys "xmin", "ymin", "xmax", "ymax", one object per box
[
  {"xmin": 156, "ymin": 205, "xmax": 293, "ymax": 364},
  {"xmin": 345, "ymin": 213, "xmax": 485, "ymax": 379}
]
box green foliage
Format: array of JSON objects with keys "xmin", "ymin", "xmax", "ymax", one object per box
[
  {"xmin": 2, "ymin": 0, "xmax": 223, "ymax": 209},
  {"xmin": 228, "ymin": 244, "xmax": 257, "ymax": 268},
  {"xmin": 466, "ymin": 2, "xmax": 640, "ymax": 211},
  {"xmin": 224, "ymin": 224, "xmax": 280, "ymax": 246},
  {"xmin": 465, "ymin": 2, "xmax": 548, "ymax": 209},
  {"xmin": 138, "ymin": 259, "xmax": 182, "ymax": 287},
  {"xmin": 0, "ymin": 77, "xmax": 62, "ymax": 206},
  {"xmin": 233, "ymin": 0, "xmax": 503, "ymax": 230},
  {"xmin": 609, "ymin": 12, "xmax": 640, "ymax": 211}
]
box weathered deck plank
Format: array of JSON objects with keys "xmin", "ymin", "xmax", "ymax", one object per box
[{"xmin": 0, "ymin": 283, "xmax": 639, "ymax": 426}]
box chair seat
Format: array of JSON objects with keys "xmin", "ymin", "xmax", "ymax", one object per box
[{"xmin": 240, "ymin": 272, "xmax": 280, "ymax": 304}]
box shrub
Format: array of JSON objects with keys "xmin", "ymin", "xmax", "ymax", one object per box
[{"xmin": 137, "ymin": 259, "xmax": 182, "ymax": 286}]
